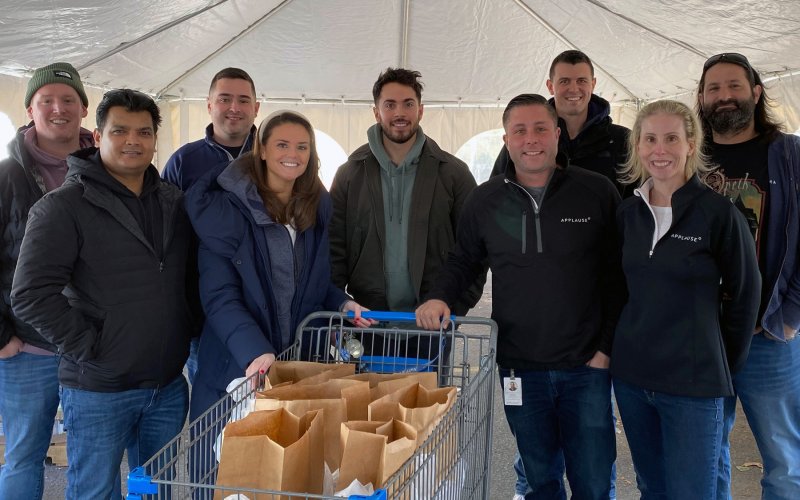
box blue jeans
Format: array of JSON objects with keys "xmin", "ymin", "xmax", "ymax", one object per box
[
  {"xmin": 0, "ymin": 352, "xmax": 60, "ymax": 500},
  {"xmin": 61, "ymin": 374, "xmax": 189, "ymax": 500},
  {"xmin": 717, "ymin": 333, "xmax": 800, "ymax": 500},
  {"xmin": 614, "ymin": 378, "xmax": 722, "ymax": 500},
  {"xmin": 500, "ymin": 365, "xmax": 615, "ymax": 500},
  {"xmin": 513, "ymin": 400, "xmax": 619, "ymax": 499}
]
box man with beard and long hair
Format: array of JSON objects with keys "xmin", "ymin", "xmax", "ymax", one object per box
[
  {"xmin": 330, "ymin": 68, "xmax": 484, "ymax": 366},
  {"xmin": 697, "ymin": 53, "xmax": 800, "ymax": 500}
]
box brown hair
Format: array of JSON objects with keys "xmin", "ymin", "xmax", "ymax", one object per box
[{"xmin": 249, "ymin": 111, "xmax": 322, "ymax": 231}]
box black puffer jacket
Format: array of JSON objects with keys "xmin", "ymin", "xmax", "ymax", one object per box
[
  {"xmin": 12, "ymin": 148, "xmax": 197, "ymax": 392},
  {"xmin": 0, "ymin": 126, "xmax": 52, "ymax": 350},
  {"xmin": 491, "ymin": 95, "xmax": 630, "ymax": 195}
]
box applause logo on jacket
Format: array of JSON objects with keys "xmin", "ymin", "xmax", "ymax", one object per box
[
  {"xmin": 560, "ymin": 216, "xmax": 591, "ymax": 223},
  {"xmin": 671, "ymin": 233, "xmax": 702, "ymax": 243}
]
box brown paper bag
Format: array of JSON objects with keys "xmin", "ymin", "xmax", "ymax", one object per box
[
  {"xmin": 368, "ymin": 383, "xmax": 457, "ymax": 445},
  {"xmin": 338, "ymin": 419, "xmax": 418, "ymax": 490},
  {"xmin": 267, "ymin": 360, "xmax": 355, "ymax": 386},
  {"xmin": 214, "ymin": 408, "xmax": 324, "ymax": 500},
  {"xmin": 342, "ymin": 371, "xmax": 439, "ymax": 400},
  {"xmin": 255, "ymin": 379, "xmax": 370, "ymax": 469}
]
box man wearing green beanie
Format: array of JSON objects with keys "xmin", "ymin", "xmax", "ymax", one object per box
[{"xmin": 0, "ymin": 61, "xmax": 93, "ymax": 499}]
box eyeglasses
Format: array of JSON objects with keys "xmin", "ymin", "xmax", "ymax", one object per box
[{"xmin": 703, "ymin": 53, "xmax": 755, "ymax": 79}]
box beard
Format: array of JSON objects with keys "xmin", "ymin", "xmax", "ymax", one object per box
[
  {"xmin": 380, "ymin": 120, "xmax": 419, "ymax": 145},
  {"xmin": 703, "ymin": 96, "xmax": 756, "ymax": 135}
]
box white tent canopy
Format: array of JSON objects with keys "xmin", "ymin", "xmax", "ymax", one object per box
[{"xmin": 1, "ymin": 0, "xmax": 799, "ymax": 168}]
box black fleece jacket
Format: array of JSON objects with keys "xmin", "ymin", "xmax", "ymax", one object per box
[
  {"xmin": 11, "ymin": 148, "xmax": 199, "ymax": 392},
  {"xmin": 427, "ymin": 165, "xmax": 625, "ymax": 370},
  {"xmin": 612, "ymin": 176, "xmax": 761, "ymax": 398}
]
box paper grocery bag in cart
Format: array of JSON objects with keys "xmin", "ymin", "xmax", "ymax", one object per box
[
  {"xmin": 342, "ymin": 371, "xmax": 439, "ymax": 400},
  {"xmin": 338, "ymin": 419, "xmax": 418, "ymax": 491},
  {"xmin": 368, "ymin": 383, "xmax": 457, "ymax": 445},
  {"xmin": 214, "ymin": 408, "xmax": 324, "ymax": 500},
  {"xmin": 255, "ymin": 378, "xmax": 370, "ymax": 469},
  {"xmin": 267, "ymin": 360, "xmax": 355, "ymax": 386}
]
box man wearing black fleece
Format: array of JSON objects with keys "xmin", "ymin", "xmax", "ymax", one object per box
[
  {"xmin": 417, "ymin": 94, "xmax": 624, "ymax": 500},
  {"xmin": 12, "ymin": 89, "xmax": 199, "ymax": 499}
]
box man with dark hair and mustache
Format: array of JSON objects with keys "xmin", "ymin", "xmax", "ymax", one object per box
[
  {"xmin": 330, "ymin": 67, "xmax": 483, "ymax": 364},
  {"xmin": 697, "ymin": 53, "xmax": 800, "ymax": 500}
]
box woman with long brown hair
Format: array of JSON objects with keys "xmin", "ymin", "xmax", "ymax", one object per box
[{"xmin": 185, "ymin": 110, "xmax": 369, "ymax": 421}]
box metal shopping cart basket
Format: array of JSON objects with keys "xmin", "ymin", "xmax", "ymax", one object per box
[{"xmin": 127, "ymin": 311, "xmax": 497, "ymax": 500}]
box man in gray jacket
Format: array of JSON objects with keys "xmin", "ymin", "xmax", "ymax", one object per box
[{"xmin": 330, "ymin": 67, "xmax": 483, "ymax": 362}]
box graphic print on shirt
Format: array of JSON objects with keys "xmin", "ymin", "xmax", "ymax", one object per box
[{"xmin": 704, "ymin": 169, "xmax": 764, "ymax": 257}]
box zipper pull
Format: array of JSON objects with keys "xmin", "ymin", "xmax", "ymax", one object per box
[
  {"xmin": 159, "ymin": 261, "xmax": 165, "ymax": 272},
  {"xmin": 648, "ymin": 250, "xmax": 653, "ymax": 258}
]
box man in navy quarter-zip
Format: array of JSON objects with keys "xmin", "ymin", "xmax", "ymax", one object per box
[
  {"xmin": 417, "ymin": 94, "xmax": 625, "ymax": 500},
  {"xmin": 162, "ymin": 67, "xmax": 260, "ymax": 383}
]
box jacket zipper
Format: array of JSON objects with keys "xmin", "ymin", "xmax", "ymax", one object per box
[
  {"xmin": 521, "ymin": 211, "xmax": 527, "ymax": 253},
  {"xmin": 506, "ymin": 179, "xmax": 544, "ymax": 254}
]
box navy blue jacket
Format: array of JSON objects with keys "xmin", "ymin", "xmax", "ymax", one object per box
[
  {"xmin": 761, "ymin": 133, "xmax": 800, "ymax": 341},
  {"xmin": 162, "ymin": 123, "xmax": 256, "ymax": 192},
  {"xmin": 186, "ymin": 157, "xmax": 347, "ymax": 393}
]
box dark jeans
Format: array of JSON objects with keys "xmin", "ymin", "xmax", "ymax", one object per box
[
  {"xmin": 500, "ymin": 365, "xmax": 615, "ymax": 500},
  {"xmin": 614, "ymin": 378, "xmax": 722, "ymax": 500}
]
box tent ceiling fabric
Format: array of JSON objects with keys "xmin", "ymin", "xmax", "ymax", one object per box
[{"xmin": 1, "ymin": 0, "xmax": 799, "ymax": 106}]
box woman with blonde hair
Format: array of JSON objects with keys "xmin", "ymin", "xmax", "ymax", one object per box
[
  {"xmin": 612, "ymin": 99, "xmax": 761, "ymax": 498},
  {"xmin": 185, "ymin": 110, "xmax": 370, "ymax": 421}
]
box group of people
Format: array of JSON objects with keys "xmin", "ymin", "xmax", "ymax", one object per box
[
  {"xmin": 0, "ymin": 49, "xmax": 795, "ymax": 500},
  {"xmin": 417, "ymin": 51, "xmax": 799, "ymax": 500}
]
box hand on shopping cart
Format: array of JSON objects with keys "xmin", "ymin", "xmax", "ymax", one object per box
[
  {"xmin": 415, "ymin": 299, "xmax": 452, "ymax": 330},
  {"xmin": 246, "ymin": 352, "xmax": 276, "ymax": 378},
  {"xmin": 342, "ymin": 300, "xmax": 378, "ymax": 328}
]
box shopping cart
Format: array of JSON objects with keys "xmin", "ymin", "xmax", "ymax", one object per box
[{"xmin": 127, "ymin": 311, "xmax": 497, "ymax": 499}]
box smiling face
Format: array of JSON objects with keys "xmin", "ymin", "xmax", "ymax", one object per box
[
  {"xmin": 26, "ymin": 83, "xmax": 88, "ymax": 148},
  {"xmin": 700, "ymin": 62, "xmax": 761, "ymax": 137},
  {"xmin": 637, "ymin": 112, "xmax": 694, "ymax": 187},
  {"xmin": 94, "ymin": 107, "xmax": 156, "ymax": 187},
  {"xmin": 503, "ymin": 104, "xmax": 560, "ymax": 187},
  {"xmin": 260, "ymin": 122, "xmax": 311, "ymax": 192},
  {"xmin": 208, "ymin": 77, "xmax": 260, "ymax": 147},
  {"xmin": 373, "ymin": 82, "xmax": 424, "ymax": 145},
  {"xmin": 546, "ymin": 62, "xmax": 596, "ymax": 119}
]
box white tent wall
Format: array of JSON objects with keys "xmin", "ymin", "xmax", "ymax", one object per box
[
  {"xmin": 160, "ymin": 100, "xmax": 511, "ymax": 166},
  {"xmin": 2, "ymin": 0, "xmax": 800, "ymax": 166},
  {"xmin": 3, "ymin": 75, "xmax": 798, "ymax": 172}
]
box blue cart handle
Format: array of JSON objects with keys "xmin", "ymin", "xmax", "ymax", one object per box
[{"xmin": 346, "ymin": 310, "xmax": 455, "ymax": 323}]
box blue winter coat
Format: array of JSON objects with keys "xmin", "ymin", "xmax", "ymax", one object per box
[{"xmin": 185, "ymin": 156, "xmax": 348, "ymax": 395}]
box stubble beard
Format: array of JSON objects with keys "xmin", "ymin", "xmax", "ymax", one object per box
[{"xmin": 381, "ymin": 121, "xmax": 419, "ymax": 145}]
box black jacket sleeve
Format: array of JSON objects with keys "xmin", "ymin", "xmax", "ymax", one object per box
[{"xmin": 11, "ymin": 194, "xmax": 99, "ymax": 361}]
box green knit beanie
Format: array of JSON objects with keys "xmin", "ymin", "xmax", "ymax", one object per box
[{"xmin": 24, "ymin": 62, "xmax": 89, "ymax": 108}]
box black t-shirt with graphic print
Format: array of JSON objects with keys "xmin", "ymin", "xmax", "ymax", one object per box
[{"xmin": 706, "ymin": 135, "xmax": 770, "ymax": 317}]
